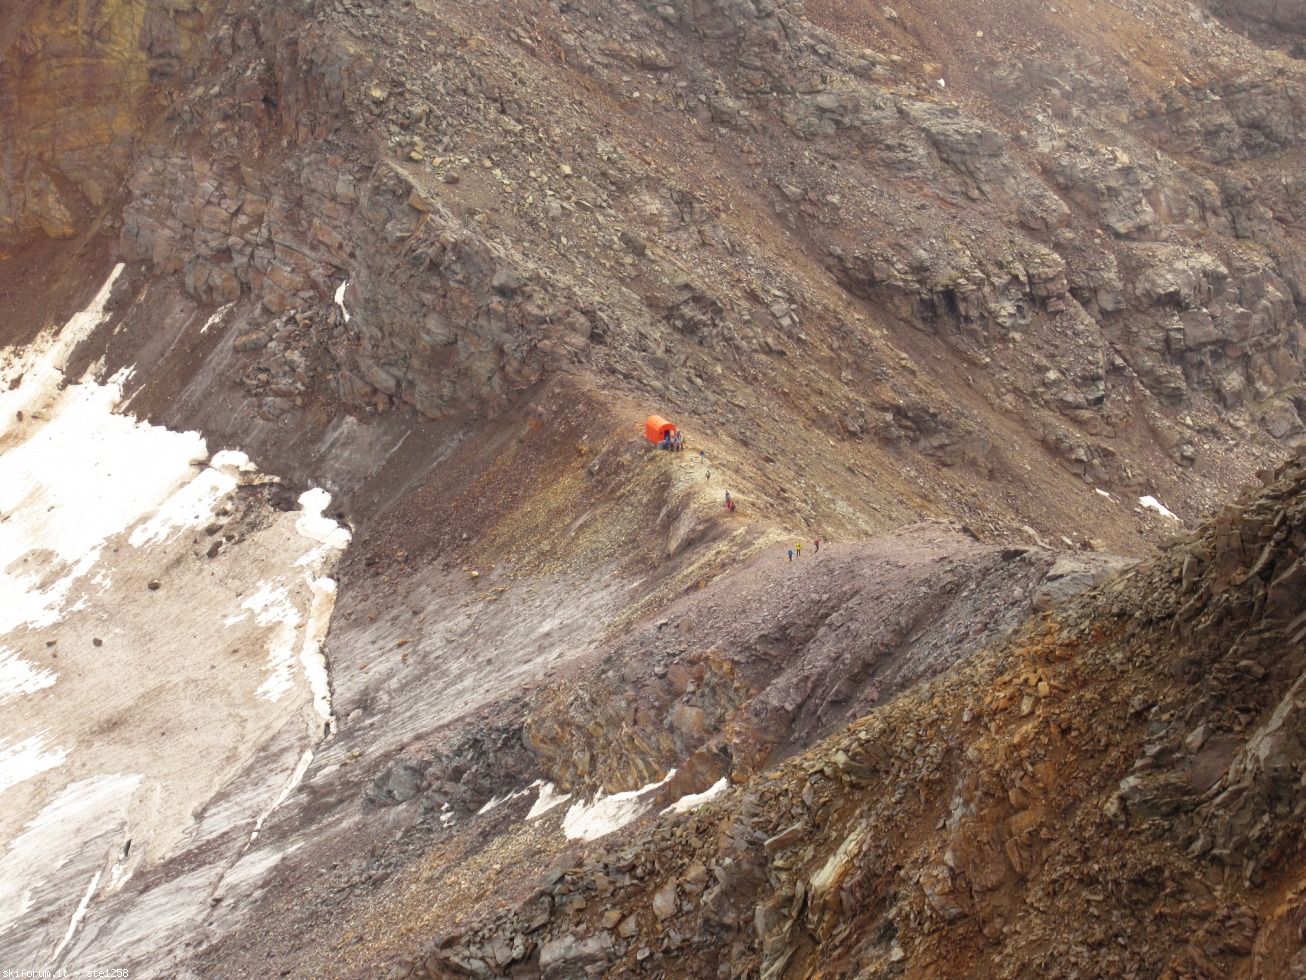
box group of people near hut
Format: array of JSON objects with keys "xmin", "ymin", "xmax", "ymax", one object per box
[{"xmin": 646, "ymin": 415, "xmax": 820, "ymax": 554}]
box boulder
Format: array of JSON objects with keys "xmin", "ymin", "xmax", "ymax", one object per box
[{"xmin": 538, "ymin": 932, "xmax": 612, "ymax": 979}]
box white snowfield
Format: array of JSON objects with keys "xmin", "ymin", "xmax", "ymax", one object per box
[{"xmin": 0, "ymin": 267, "xmax": 351, "ymax": 972}]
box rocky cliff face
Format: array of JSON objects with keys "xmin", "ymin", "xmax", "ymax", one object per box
[
  {"xmin": 0, "ymin": 0, "xmax": 218, "ymax": 254},
  {"xmin": 50, "ymin": 0, "xmax": 1306, "ymax": 498}
]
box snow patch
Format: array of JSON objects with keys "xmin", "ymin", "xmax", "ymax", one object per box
[
  {"xmin": 0, "ymin": 731, "xmax": 67, "ymax": 798},
  {"xmin": 561, "ymin": 771, "xmax": 675, "ymax": 841},
  {"xmin": 294, "ymin": 488, "xmax": 352, "ymax": 567},
  {"xmin": 0, "ymin": 263, "xmax": 122, "ymax": 425},
  {"xmin": 128, "ymin": 461, "xmax": 240, "ymax": 548},
  {"xmin": 0, "ymin": 367, "xmax": 209, "ymax": 632},
  {"xmin": 0, "ymin": 265, "xmax": 355, "ymax": 952},
  {"xmin": 665, "ymin": 777, "xmax": 728, "ymax": 815},
  {"xmin": 238, "ymin": 583, "xmax": 304, "ymax": 703},
  {"xmin": 108, "ymin": 860, "xmax": 130, "ymax": 892},
  {"xmin": 300, "ymin": 578, "xmax": 338, "ymax": 726},
  {"xmin": 1139, "ymin": 495, "xmax": 1180, "ymax": 520},
  {"xmin": 210, "ymin": 449, "xmax": 257, "ymax": 473},
  {"xmin": 334, "ymin": 280, "xmax": 351, "ymax": 323},
  {"xmin": 200, "ymin": 302, "xmax": 234, "ymax": 335},
  {"xmin": 0, "ymin": 647, "xmax": 58, "ymax": 705},
  {"xmin": 527, "ymin": 781, "xmax": 571, "ymax": 820},
  {"xmin": 478, "ymin": 784, "xmax": 532, "ymax": 815},
  {"xmin": 50, "ymin": 868, "xmax": 101, "ymax": 965},
  {"xmin": 249, "ymin": 749, "xmax": 314, "ymax": 844},
  {"xmin": 229, "ymin": 574, "xmax": 337, "ymax": 720}
]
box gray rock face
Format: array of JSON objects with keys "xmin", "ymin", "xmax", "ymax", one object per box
[
  {"xmin": 538, "ymin": 931, "xmax": 612, "ymax": 979},
  {"xmin": 368, "ymin": 758, "xmax": 425, "ymax": 805},
  {"xmin": 832, "ymin": 234, "xmax": 1069, "ymax": 347},
  {"xmin": 1101, "ymin": 243, "xmax": 1300, "ymax": 406},
  {"xmin": 1218, "ymin": 0, "xmax": 1306, "ymax": 33},
  {"xmin": 1032, "ymin": 554, "xmax": 1129, "ymax": 611}
]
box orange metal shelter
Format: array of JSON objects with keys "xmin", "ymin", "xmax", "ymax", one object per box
[{"xmin": 645, "ymin": 415, "xmax": 677, "ymax": 444}]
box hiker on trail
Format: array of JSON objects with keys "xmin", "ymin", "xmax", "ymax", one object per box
[
  {"xmin": 663, "ymin": 430, "xmax": 672, "ymax": 450},
  {"xmin": 814, "ymin": 539, "xmax": 820, "ymax": 553},
  {"xmin": 796, "ymin": 542, "xmax": 802, "ymax": 557},
  {"xmin": 675, "ymin": 433, "xmax": 683, "ymax": 451},
  {"xmin": 788, "ymin": 549, "xmax": 794, "ymax": 562},
  {"xmin": 725, "ymin": 491, "xmax": 731, "ymax": 507}
]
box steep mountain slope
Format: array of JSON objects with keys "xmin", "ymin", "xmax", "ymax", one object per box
[
  {"xmin": 401, "ymin": 440, "xmax": 1306, "ymax": 980},
  {"xmin": 7, "ymin": 0, "xmax": 1306, "ymax": 539},
  {"xmin": 2, "ymin": 0, "xmax": 1306, "ymax": 975}
]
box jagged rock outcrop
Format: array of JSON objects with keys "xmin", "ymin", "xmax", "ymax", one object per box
[{"xmin": 831, "ymin": 234, "xmax": 1069, "ymax": 346}]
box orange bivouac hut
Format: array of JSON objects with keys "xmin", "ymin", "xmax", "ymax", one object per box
[{"xmin": 645, "ymin": 415, "xmax": 677, "ymax": 445}]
